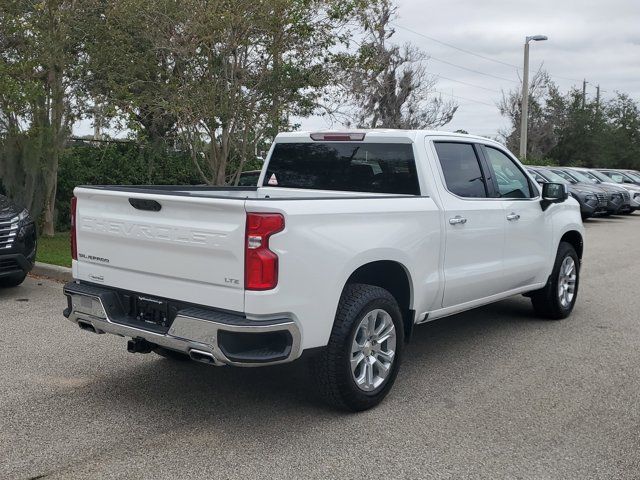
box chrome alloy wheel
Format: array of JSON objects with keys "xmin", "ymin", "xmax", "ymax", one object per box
[
  {"xmin": 558, "ymin": 256, "xmax": 577, "ymax": 308},
  {"xmin": 350, "ymin": 309, "xmax": 397, "ymax": 392}
]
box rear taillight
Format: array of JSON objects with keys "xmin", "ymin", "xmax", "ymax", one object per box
[
  {"xmin": 245, "ymin": 213, "xmax": 284, "ymax": 290},
  {"xmin": 70, "ymin": 196, "xmax": 77, "ymax": 260}
]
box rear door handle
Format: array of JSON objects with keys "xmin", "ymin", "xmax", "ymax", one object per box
[
  {"xmin": 449, "ymin": 216, "xmax": 467, "ymax": 225},
  {"xmin": 506, "ymin": 213, "xmax": 520, "ymax": 221}
]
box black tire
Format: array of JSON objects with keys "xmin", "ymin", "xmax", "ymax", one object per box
[
  {"xmin": 530, "ymin": 242, "xmax": 580, "ymax": 320},
  {"xmin": 0, "ymin": 272, "xmax": 27, "ymax": 288},
  {"xmin": 312, "ymin": 283, "xmax": 404, "ymax": 411},
  {"xmin": 153, "ymin": 347, "xmax": 190, "ymax": 361}
]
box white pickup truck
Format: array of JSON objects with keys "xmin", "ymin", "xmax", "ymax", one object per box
[{"xmin": 63, "ymin": 130, "xmax": 584, "ymax": 410}]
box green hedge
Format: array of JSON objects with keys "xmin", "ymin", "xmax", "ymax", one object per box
[{"xmin": 56, "ymin": 141, "xmax": 208, "ymax": 230}]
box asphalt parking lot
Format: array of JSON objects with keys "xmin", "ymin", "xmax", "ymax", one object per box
[{"xmin": 1, "ymin": 215, "xmax": 639, "ymax": 480}]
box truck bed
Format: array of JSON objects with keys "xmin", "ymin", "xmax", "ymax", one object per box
[{"xmin": 72, "ymin": 185, "xmax": 426, "ymax": 315}]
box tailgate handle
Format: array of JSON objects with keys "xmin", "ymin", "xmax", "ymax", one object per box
[{"xmin": 128, "ymin": 198, "xmax": 162, "ymax": 212}]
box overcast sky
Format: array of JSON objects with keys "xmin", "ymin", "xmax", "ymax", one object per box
[
  {"xmin": 303, "ymin": 0, "xmax": 640, "ymax": 138},
  {"xmin": 75, "ymin": 0, "xmax": 640, "ymax": 139}
]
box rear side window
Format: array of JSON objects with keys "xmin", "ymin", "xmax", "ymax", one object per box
[
  {"xmin": 434, "ymin": 142, "xmax": 488, "ymax": 198},
  {"xmin": 264, "ymin": 143, "xmax": 420, "ymax": 195},
  {"xmin": 237, "ymin": 171, "xmax": 260, "ymax": 186},
  {"xmin": 605, "ymin": 172, "xmax": 627, "ymax": 183}
]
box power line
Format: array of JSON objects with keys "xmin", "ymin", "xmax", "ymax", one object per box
[
  {"xmin": 394, "ymin": 23, "xmax": 520, "ymax": 70},
  {"xmin": 427, "ymin": 72, "xmax": 502, "ymax": 94},
  {"xmin": 433, "ymin": 90, "xmax": 497, "ymax": 107},
  {"xmin": 428, "ymin": 56, "xmax": 519, "ymax": 83},
  {"xmin": 395, "ymin": 22, "xmax": 584, "ymax": 85}
]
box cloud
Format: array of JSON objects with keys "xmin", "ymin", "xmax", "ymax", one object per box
[
  {"xmin": 374, "ymin": 0, "xmax": 640, "ymax": 137},
  {"xmin": 300, "ymin": 0, "xmax": 639, "ymax": 139}
]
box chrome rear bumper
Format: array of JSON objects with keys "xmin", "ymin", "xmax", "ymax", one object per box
[{"xmin": 63, "ymin": 281, "xmax": 301, "ymax": 367}]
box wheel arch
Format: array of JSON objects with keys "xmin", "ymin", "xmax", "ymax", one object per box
[
  {"xmin": 342, "ymin": 260, "xmax": 415, "ymax": 341},
  {"xmin": 559, "ymin": 230, "xmax": 584, "ymax": 259}
]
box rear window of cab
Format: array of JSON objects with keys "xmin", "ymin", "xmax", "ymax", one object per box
[{"xmin": 264, "ymin": 143, "xmax": 421, "ymax": 195}]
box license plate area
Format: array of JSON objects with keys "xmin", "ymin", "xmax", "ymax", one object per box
[{"xmin": 135, "ymin": 295, "xmax": 170, "ymax": 328}]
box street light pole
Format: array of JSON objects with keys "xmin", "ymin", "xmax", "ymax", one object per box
[{"xmin": 519, "ymin": 35, "xmax": 548, "ymax": 160}]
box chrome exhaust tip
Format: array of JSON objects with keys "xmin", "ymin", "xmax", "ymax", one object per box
[
  {"xmin": 77, "ymin": 320, "xmax": 97, "ymax": 334},
  {"xmin": 189, "ymin": 349, "xmax": 222, "ymax": 366}
]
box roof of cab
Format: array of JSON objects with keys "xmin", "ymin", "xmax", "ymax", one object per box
[{"xmin": 274, "ymin": 129, "xmax": 501, "ymax": 147}]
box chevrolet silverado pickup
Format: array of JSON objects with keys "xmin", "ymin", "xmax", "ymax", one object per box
[{"xmin": 63, "ymin": 130, "xmax": 585, "ymax": 411}]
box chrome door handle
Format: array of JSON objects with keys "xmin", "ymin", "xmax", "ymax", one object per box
[
  {"xmin": 506, "ymin": 213, "xmax": 520, "ymax": 221},
  {"xmin": 449, "ymin": 216, "xmax": 467, "ymax": 225}
]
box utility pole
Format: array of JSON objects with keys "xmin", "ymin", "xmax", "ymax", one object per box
[
  {"xmin": 519, "ymin": 42, "xmax": 530, "ymax": 159},
  {"xmin": 519, "ymin": 35, "xmax": 547, "ymax": 160},
  {"xmin": 582, "ymin": 79, "xmax": 588, "ymax": 108},
  {"xmin": 596, "ymin": 85, "xmax": 601, "ymax": 109}
]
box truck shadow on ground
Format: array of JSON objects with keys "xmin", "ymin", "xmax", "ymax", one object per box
[{"xmin": 74, "ymin": 294, "xmax": 551, "ymax": 422}]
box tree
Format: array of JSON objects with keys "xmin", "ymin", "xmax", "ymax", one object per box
[
  {"xmin": 80, "ymin": 0, "xmax": 186, "ymax": 148},
  {"xmin": 498, "ymin": 69, "xmax": 640, "ymax": 169},
  {"xmin": 0, "ymin": 0, "xmax": 87, "ymax": 235},
  {"xmin": 497, "ymin": 69, "xmax": 560, "ymax": 160},
  {"xmin": 177, "ymin": 0, "xmax": 358, "ymax": 185},
  {"xmin": 339, "ymin": 0, "xmax": 457, "ymax": 129},
  {"xmin": 80, "ymin": 0, "xmax": 357, "ymax": 186},
  {"xmin": 601, "ymin": 93, "xmax": 640, "ymax": 169}
]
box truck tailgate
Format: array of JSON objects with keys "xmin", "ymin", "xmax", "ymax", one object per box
[{"xmin": 73, "ymin": 188, "xmax": 246, "ymax": 312}]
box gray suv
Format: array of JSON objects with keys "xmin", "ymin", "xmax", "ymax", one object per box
[
  {"xmin": 549, "ymin": 168, "xmax": 631, "ymax": 215},
  {"xmin": 569, "ymin": 168, "xmax": 639, "ymax": 213},
  {"xmin": 527, "ymin": 167, "xmax": 607, "ymax": 220}
]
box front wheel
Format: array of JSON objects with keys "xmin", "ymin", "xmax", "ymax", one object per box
[
  {"xmin": 312, "ymin": 284, "xmax": 404, "ymax": 411},
  {"xmin": 530, "ymin": 242, "xmax": 580, "ymax": 319}
]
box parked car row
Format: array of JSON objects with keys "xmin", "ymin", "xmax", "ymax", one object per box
[{"xmin": 526, "ymin": 166, "xmax": 640, "ymax": 220}]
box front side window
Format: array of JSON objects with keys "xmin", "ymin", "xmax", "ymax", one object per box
[
  {"xmin": 549, "ymin": 169, "xmax": 578, "ymax": 184},
  {"xmin": 567, "ymin": 170, "xmax": 598, "ymax": 184},
  {"xmin": 528, "ymin": 170, "xmax": 545, "ymax": 183},
  {"xmin": 434, "ymin": 142, "xmax": 488, "ymax": 198},
  {"xmin": 589, "ymin": 170, "xmax": 614, "ymax": 183},
  {"xmin": 265, "ymin": 143, "xmax": 420, "ymax": 195},
  {"xmin": 538, "ymin": 168, "xmax": 569, "ymax": 184},
  {"xmin": 484, "ymin": 147, "xmax": 534, "ymax": 198}
]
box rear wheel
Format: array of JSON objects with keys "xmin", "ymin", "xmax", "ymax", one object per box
[
  {"xmin": 0, "ymin": 272, "xmax": 27, "ymax": 288},
  {"xmin": 530, "ymin": 242, "xmax": 580, "ymax": 319},
  {"xmin": 312, "ymin": 284, "xmax": 404, "ymax": 411}
]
